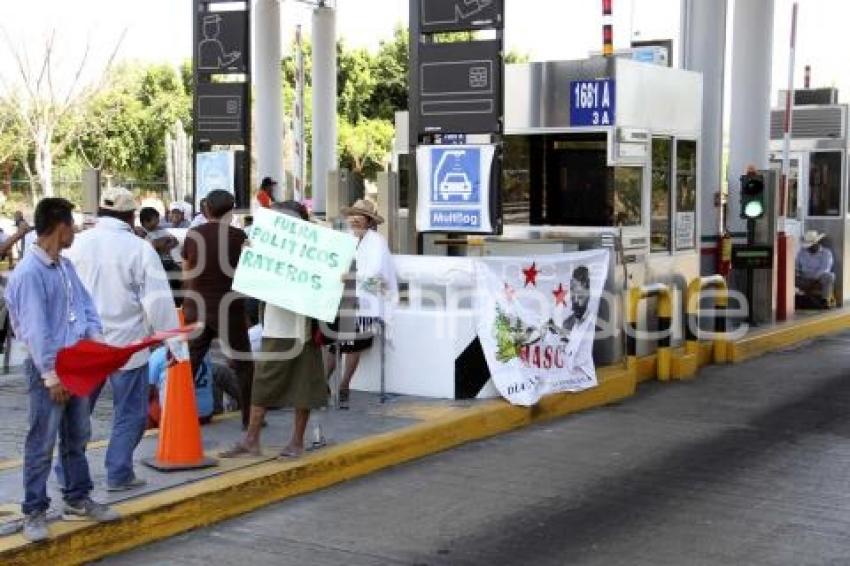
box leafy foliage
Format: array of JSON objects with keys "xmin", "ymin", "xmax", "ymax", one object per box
[{"xmin": 0, "ymin": 27, "xmax": 526, "ymax": 197}]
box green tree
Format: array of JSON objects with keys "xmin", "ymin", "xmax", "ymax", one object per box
[
  {"xmin": 338, "ymin": 117, "xmax": 394, "ymax": 179},
  {"xmin": 76, "ymin": 63, "xmax": 190, "ymax": 180},
  {"xmin": 366, "ymin": 26, "xmax": 408, "ymax": 122},
  {"xmin": 337, "ymin": 42, "xmax": 377, "ymax": 124}
]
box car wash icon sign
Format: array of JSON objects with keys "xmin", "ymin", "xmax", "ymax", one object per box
[
  {"xmin": 431, "ymin": 147, "xmax": 481, "ymax": 204},
  {"xmin": 416, "ymin": 144, "xmax": 495, "ymax": 233}
]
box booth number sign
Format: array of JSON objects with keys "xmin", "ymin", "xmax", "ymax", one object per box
[{"xmin": 570, "ymin": 79, "xmax": 616, "ymax": 127}]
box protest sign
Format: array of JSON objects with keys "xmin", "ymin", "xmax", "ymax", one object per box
[
  {"xmin": 232, "ymin": 208, "xmax": 357, "ymax": 322},
  {"xmin": 474, "ymin": 249, "xmax": 610, "ymax": 406}
]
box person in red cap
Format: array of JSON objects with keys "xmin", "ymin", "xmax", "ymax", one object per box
[{"xmin": 255, "ymin": 177, "xmax": 277, "ymax": 210}]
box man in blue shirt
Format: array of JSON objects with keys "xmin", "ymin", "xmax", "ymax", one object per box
[
  {"xmin": 4, "ymin": 198, "xmax": 120, "ymax": 542},
  {"xmin": 148, "ymin": 347, "xmax": 215, "ymax": 422}
]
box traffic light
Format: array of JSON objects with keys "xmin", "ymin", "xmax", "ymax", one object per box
[{"xmin": 739, "ymin": 173, "xmax": 766, "ymax": 220}]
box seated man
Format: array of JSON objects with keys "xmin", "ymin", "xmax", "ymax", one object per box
[
  {"xmin": 147, "ymin": 347, "xmax": 242, "ymax": 428},
  {"xmin": 796, "ymin": 230, "xmax": 835, "ymax": 309},
  {"xmin": 147, "ymin": 346, "xmax": 215, "ymax": 426}
]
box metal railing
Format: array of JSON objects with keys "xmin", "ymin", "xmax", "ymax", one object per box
[
  {"xmin": 626, "ymin": 283, "xmax": 674, "ymax": 381},
  {"xmin": 686, "ymin": 275, "xmax": 729, "ymax": 364}
]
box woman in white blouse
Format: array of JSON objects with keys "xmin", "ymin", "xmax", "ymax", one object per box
[{"xmin": 329, "ymin": 199, "xmax": 398, "ymax": 409}]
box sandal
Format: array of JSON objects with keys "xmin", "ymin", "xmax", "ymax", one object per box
[
  {"xmin": 339, "ymin": 388, "xmax": 350, "ymax": 410},
  {"xmin": 277, "ymin": 446, "xmax": 304, "ymax": 459},
  {"xmin": 218, "ymin": 443, "xmax": 261, "ymax": 458},
  {"xmin": 307, "ymin": 436, "xmax": 327, "ymax": 452}
]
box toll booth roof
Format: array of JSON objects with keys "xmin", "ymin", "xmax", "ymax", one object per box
[{"xmin": 505, "ymin": 57, "xmax": 703, "ymax": 136}]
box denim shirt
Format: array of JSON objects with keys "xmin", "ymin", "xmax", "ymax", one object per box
[{"xmin": 5, "ymin": 244, "xmax": 102, "ymax": 378}]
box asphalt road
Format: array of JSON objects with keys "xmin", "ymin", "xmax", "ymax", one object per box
[{"xmin": 102, "ymin": 332, "xmax": 850, "ymax": 566}]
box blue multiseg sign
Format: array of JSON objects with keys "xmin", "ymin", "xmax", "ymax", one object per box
[
  {"xmin": 570, "ymin": 79, "xmax": 616, "ymax": 127},
  {"xmin": 430, "ymin": 208, "xmax": 482, "ymax": 229},
  {"xmin": 416, "ymin": 143, "xmax": 495, "ymax": 234},
  {"xmin": 430, "ymin": 147, "xmax": 481, "ymax": 205}
]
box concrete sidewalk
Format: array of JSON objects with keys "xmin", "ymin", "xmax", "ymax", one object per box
[{"xmin": 0, "ymin": 374, "xmax": 438, "ymax": 530}]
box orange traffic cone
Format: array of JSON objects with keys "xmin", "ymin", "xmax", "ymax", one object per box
[{"xmin": 143, "ymin": 311, "xmax": 217, "ymax": 471}]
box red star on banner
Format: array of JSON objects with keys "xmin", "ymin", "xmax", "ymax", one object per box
[
  {"xmin": 522, "ymin": 262, "xmax": 540, "ymax": 287},
  {"xmin": 553, "ymin": 283, "xmax": 567, "ymax": 306},
  {"xmin": 504, "ymin": 283, "xmax": 516, "ymax": 301}
]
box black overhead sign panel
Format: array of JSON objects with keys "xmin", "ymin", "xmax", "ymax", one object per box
[
  {"xmin": 195, "ymin": 82, "xmax": 250, "ymax": 145},
  {"xmin": 196, "ymin": 10, "xmax": 250, "ymax": 74},
  {"xmin": 420, "ymin": 0, "xmax": 504, "ymax": 33},
  {"xmin": 418, "ymin": 39, "xmax": 502, "ymax": 135}
]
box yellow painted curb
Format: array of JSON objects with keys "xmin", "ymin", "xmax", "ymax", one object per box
[
  {"xmin": 0, "ymin": 366, "xmax": 635, "ymax": 565},
  {"xmin": 729, "ymin": 310, "xmax": 850, "ymax": 363},
  {"xmin": 635, "ymin": 354, "xmax": 657, "ymax": 383},
  {"xmin": 671, "ymin": 351, "xmax": 698, "ymax": 380}
]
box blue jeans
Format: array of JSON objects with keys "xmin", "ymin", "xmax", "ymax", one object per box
[
  {"xmin": 55, "ymin": 364, "xmax": 149, "ymax": 488},
  {"xmin": 92, "ymin": 365, "xmax": 149, "ymax": 487},
  {"xmin": 23, "ymin": 360, "xmax": 93, "ymax": 516}
]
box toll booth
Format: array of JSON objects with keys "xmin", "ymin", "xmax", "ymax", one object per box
[
  {"xmin": 419, "ymin": 57, "xmax": 704, "ymax": 364},
  {"xmin": 769, "ymin": 89, "xmax": 850, "ymax": 304}
]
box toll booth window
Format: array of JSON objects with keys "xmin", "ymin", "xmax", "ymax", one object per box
[
  {"xmin": 502, "ymin": 136, "xmax": 531, "ymax": 224},
  {"xmin": 542, "ymin": 134, "xmax": 641, "ymax": 227},
  {"xmin": 613, "ymin": 168, "xmax": 642, "ymax": 227},
  {"xmin": 675, "ymin": 140, "xmax": 697, "ymax": 249},
  {"xmin": 808, "ymin": 152, "xmax": 841, "ymax": 216},
  {"xmin": 651, "ymin": 138, "xmax": 672, "ymax": 252}
]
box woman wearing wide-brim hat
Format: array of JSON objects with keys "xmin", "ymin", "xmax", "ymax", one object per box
[{"xmin": 327, "ymin": 199, "xmax": 398, "ymax": 408}]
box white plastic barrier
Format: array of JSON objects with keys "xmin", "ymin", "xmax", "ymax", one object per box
[{"xmin": 352, "ymin": 255, "xmax": 499, "ymax": 399}]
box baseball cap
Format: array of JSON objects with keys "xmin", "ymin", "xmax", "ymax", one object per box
[
  {"xmin": 260, "ymin": 177, "xmax": 278, "ymax": 189},
  {"xmin": 100, "ymin": 187, "xmax": 137, "ymax": 212}
]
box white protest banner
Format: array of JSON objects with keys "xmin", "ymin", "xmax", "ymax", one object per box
[
  {"xmin": 232, "ymin": 208, "xmax": 357, "ymax": 322},
  {"xmin": 474, "ymin": 249, "xmax": 610, "ymax": 406}
]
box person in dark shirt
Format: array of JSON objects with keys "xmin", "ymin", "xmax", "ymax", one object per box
[{"xmin": 182, "ymin": 190, "xmax": 253, "ymax": 427}]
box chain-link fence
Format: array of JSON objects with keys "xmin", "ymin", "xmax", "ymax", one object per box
[{"xmin": 3, "ymin": 180, "xmax": 171, "ymax": 216}]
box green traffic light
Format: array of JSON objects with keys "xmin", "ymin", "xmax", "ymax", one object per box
[{"xmin": 744, "ymin": 200, "xmax": 764, "ymax": 219}]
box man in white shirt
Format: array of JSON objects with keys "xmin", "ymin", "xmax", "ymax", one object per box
[
  {"xmin": 796, "ymin": 230, "xmax": 835, "ymax": 308},
  {"xmin": 65, "ymin": 187, "xmax": 180, "ymax": 491},
  {"xmin": 166, "ymin": 202, "xmax": 191, "ymax": 229}
]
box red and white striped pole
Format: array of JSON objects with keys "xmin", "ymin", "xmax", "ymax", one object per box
[
  {"xmin": 777, "ymin": 2, "xmax": 799, "ymax": 321},
  {"xmin": 602, "ymin": 0, "xmax": 614, "ymax": 57}
]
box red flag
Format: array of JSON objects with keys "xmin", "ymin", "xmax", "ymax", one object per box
[{"xmin": 55, "ymin": 328, "xmax": 195, "ymax": 397}]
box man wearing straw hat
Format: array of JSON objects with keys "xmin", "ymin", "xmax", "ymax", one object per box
[{"xmin": 796, "ymin": 230, "xmax": 835, "ymax": 309}]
